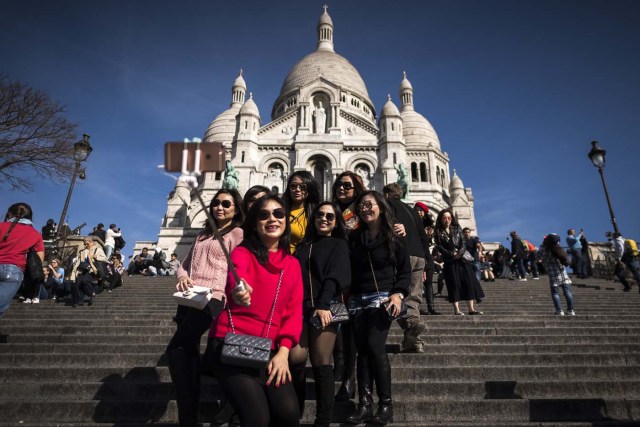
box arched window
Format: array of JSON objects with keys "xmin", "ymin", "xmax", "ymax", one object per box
[
  {"xmin": 241, "ymin": 151, "xmax": 245, "ymax": 163},
  {"xmin": 436, "ymin": 166, "xmax": 441, "ymax": 185},
  {"xmin": 411, "ymin": 162, "xmax": 418, "ymax": 182},
  {"xmin": 244, "ymin": 120, "xmax": 248, "ymax": 130},
  {"xmin": 440, "ymin": 169, "xmax": 446, "ymax": 186},
  {"xmin": 420, "ymin": 162, "xmax": 427, "ymax": 182},
  {"xmin": 392, "ymin": 153, "xmax": 397, "ymax": 165},
  {"xmin": 391, "ymin": 122, "xmax": 394, "ymax": 131}
]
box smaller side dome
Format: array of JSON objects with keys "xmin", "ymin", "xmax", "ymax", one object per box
[
  {"xmin": 233, "ymin": 69, "xmax": 246, "ymax": 90},
  {"xmin": 239, "ymin": 93, "xmax": 260, "ymax": 117},
  {"xmin": 381, "ymin": 94, "xmax": 400, "ymax": 117},
  {"xmin": 449, "ymin": 169, "xmax": 464, "ymax": 192}
]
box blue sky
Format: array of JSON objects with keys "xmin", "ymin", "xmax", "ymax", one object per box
[{"xmin": 1, "ymin": 0, "xmax": 639, "ymax": 253}]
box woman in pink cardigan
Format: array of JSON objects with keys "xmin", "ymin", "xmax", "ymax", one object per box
[
  {"xmin": 166, "ymin": 189, "xmax": 244, "ymax": 427},
  {"xmin": 207, "ymin": 194, "xmax": 303, "ymax": 427}
]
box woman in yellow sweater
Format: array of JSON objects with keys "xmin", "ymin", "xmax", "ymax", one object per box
[{"xmin": 283, "ymin": 171, "xmax": 320, "ymax": 253}]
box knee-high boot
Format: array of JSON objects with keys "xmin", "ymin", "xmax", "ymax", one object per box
[
  {"xmin": 371, "ymin": 354, "xmax": 393, "ymax": 425},
  {"xmin": 313, "ymin": 365, "xmax": 335, "ymax": 427},
  {"xmin": 167, "ymin": 347, "xmax": 200, "ymax": 427},
  {"xmin": 290, "ymin": 361, "xmax": 307, "ymax": 418},
  {"xmin": 346, "ymin": 355, "xmax": 373, "ymax": 424}
]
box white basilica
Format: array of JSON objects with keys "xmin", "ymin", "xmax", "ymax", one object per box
[{"xmin": 156, "ymin": 6, "xmax": 477, "ymax": 258}]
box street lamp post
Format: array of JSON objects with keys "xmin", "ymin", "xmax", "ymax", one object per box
[
  {"xmin": 57, "ymin": 134, "xmax": 93, "ymax": 239},
  {"xmin": 587, "ymin": 140, "xmax": 620, "ymax": 235}
]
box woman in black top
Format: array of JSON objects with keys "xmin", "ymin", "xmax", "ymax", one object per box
[
  {"xmin": 433, "ymin": 208, "xmax": 485, "ymax": 315},
  {"xmin": 346, "ymin": 191, "xmax": 410, "ymax": 425},
  {"xmin": 291, "ymin": 202, "xmax": 350, "ymax": 427}
]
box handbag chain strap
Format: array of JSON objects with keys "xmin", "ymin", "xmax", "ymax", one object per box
[
  {"xmin": 308, "ymin": 244, "xmax": 315, "ymax": 307},
  {"xmin": 367, "ymin": 252, "xmax": 382, "ymax": 297},
  {"xmin": 227, "ymin": 269, "xmax": 284, "ymax": 340}
]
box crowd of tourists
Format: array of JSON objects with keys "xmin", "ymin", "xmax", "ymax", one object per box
[{"xmin": 2, "ymin": 172, "xmax": 640, "ymax": 427}]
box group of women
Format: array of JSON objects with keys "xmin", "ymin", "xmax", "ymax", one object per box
[{"xmin": 168, "ymin": 170, "xmax": 483, "ymax": 427}]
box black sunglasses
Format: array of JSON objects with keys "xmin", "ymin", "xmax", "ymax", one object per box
[
  {"xmin": 356, "ymin": 201, "xmax": 378, "ymax": 212},
  {"xmin": 336, "ymin": 181, "xmax": 353, "ymax": 190},
  {"xmin": 289, "ymin": 183, "xmax": 307, "ymax": 191},
  {"xmin": 316, "ymin": 211, "xmax": 336, "ymax": 222},
  {"xmin": 212, "ymin": 199, "xmax": 233, "ymax": 209},
  {"xmin": 257, "ymin": 208, "xmax": 286, "ymax": 221}
]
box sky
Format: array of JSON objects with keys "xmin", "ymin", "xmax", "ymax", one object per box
[{"xmin": 1, "ymin": 0, "xmax": 639, "ymax": 253}]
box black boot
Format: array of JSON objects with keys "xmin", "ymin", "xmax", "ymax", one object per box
[
  {"xmin": 313, "ymin": 365, "xmax": 335, "ymax": 427},
  {"xmin": 166, "ymin": 347, "xmax": 200, "ymax": 427},
  {"xmin": 290, "ymin": 362, "xmax": 307, "ymax": 418},
  {"xmin": 371, "ymin": 355, "xmax": 393, "ymax": 425},
  {"xmin": 346, "ymin": 384, "xmax": 373, "ymax": 424}
]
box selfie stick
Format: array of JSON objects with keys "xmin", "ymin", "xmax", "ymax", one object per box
[{"xmin": 178, "ymin": 138, "xmax": 242, "ymax": 287}]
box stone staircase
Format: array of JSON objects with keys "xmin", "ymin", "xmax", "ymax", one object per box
[{"xmin": 1, "ymin": 275, "xmax": 640, "ymax": 426}]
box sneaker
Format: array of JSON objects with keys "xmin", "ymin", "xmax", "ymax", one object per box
[
  {"xmin": 518, "ymin": 278, "xmax": 528, "ymax": 282},
  {"xmin": 23, "ymin": 298, "xmax": 32, "ymax": 304},
  {"xmin": 32, "ymin": 298, "xmax": 39, "ymax": 304},
  {"xmin": 52, "ymin": 296, "xmax": 57, "ymax": 300},
  {"xmin": 568, "ymin": 310, "xmax": 576, "ymax": 316},
  {"xmin": 532, "ymin": 277, "xmax": 540, "ymax": 280},
  {"xmin": 555, "ymin": 310, "xmax": 565, "ymax": 316},
  {"xmin": 18, "ymin": 296, "xmax": 25, "ymax": 301}
]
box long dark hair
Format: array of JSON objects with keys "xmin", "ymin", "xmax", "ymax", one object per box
[
  {"xmin": 202, "ymin": 189, "xmax": 244, "ymax": 238},
  {"xmin": 434, "ymin": 208, "xmax": 459, "ymax": 234},
  {"xmin": 300, "ymin": 202, "xmax": 348, "ymax": 246},
  {"xmin": 331, "ymin": 171, "xmax": 365, "ymax": 207},
  {"xmin": 352, "ymin": 190, "xmax": 399, "ymax": 266},
  {"xmin": 240, "ymin": 195, "xmax": 291, "ymax": 265},
  {"xmin": 282, "ymin": 171, "xmax": 320, "ymax": 219},
  {"xmin": 2, "ymin": 202, "xmax": 34, "ymax": 242},
  {"xmin": 241, "ymin": 185, "xmax": 271, "ymax": 215}
]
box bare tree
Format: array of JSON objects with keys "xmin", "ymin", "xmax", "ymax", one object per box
[{"xmin": 0, "ymin": 74, "xmax": 78, "ymax": 191}]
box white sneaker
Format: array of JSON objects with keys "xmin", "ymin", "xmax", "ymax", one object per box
[
  {"xmin": 555, "ymin": 310, "xmax": 565, "ymax": 316},
  {"xmin": 532, "ymin": 277, "xmax": 540, "ymax": 280},
  {"xmin": 568, "ymin": 310, "xmax": 575, "ymax": 316},
  {"xmin": 32, "ymin": 298, "xmax": 39, "ymax": 304},
  {"xmin": 518, "ymin": 278, "xmax": 528, "ymax": 282},
  {"xmin": 23, "ymin": 298, "xmax": 32, "ymax": 304}
]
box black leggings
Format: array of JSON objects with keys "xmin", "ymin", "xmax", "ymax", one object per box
[
  {"xmin": 208, "ymin": 339, "xmax": 300, "ymax": 427},
  {"xmin": 350, "ymin": 306, "xmax": 392, "ymax": 391},
  {"xmin": 289, "ymin": 320, "xmax": 338, "ymax": 367},
  {"xmin": 166, "ymin": 299, "xmax": 224, "ymax": 357}
]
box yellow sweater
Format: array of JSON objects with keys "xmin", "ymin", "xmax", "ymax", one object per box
[{"xmin": 289, "ymin": 206, "xmax": 307, "ymax": 253}]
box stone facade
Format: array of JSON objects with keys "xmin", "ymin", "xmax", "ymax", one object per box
[{"xmin": 156, "ymin": 6, "xmax": 477, "ymax": 259}]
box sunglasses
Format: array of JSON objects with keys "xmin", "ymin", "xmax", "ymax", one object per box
[
  {"xmin": 289, "ymin": 183, "xmax": 307, "ymax": 191},
  {"xmin": 336, "ymin": 181, "xmax": 353, "ymax": 191},
  {"xmin": 257, "ymin": 208, "xmax": 286, "ymax": 221},
  {"xmin": 356, "ymin": 201, "xmax": 378, "ymax": 212},
  {"xmin": 212, "ymin": 199, "xmax": 233, "ymax": 209},
  {"xmin": 316, "ymin": 211, "xmax": 336, "ymax": 222}
]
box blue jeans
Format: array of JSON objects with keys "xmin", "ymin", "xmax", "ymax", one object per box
[
  {"xmin": 572, "ymin": 250, "xmax": 586, "ymax": 278},
  {"xmin": 0, "ymin": 264, "xmax": 24, "ymax": 318},
  {"xmin": 515, "ymin": 258, "xmax": 527, "ymax": 279},
  {"xmin": 624, "ymin": 257, "xmax": 640, "ymax": 285},
  {"xmin": 551, "ymin": 283, "xmax": 574, "ymax": 312},
  {"xmin": 472, "ymin": 261, "xmax": 482, "ymax": 282},
  {"xmin": 104, "ymin": 245, "xmax": 114, "ymax": 259}
]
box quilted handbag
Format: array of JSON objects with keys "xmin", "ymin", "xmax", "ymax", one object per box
[
  {"xmin": 220, "ymin": 270, "xmax": 284, "ymax": 369},
  {"xmin": 220, "ymin": 333, "xmax": 272, "ymax": 369},
  {"xmin": 172, "ymin": 285, "xmax": 213, "ymax": 310}
]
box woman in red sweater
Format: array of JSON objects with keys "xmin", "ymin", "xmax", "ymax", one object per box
[
  {"xmin": 166, "ymin": 189, "xmax": 244, "ymax": 427},
  {"xmin": 207, "ymin": 194, "xmax": 303, "ymax": 427}
]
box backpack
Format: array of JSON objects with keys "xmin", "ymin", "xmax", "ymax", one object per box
[
  {"xmin": 521, "ymin": 239, "xmax": 530, "ymax": 254},
  {"xmin": 523, "ymin": 240, "xmax": 536, "ymax": 252},
  {"xmin": 114, "ymin": 236, "xmax": 126, "ymax": 250},
  {"xmin": 625, "ymin": 239, "xmax": 639, "ymax": 257}
]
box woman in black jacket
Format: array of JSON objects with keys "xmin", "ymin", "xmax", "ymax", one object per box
[
  {"xmin": 346, "ymin": 191, "xmax": 410, "ymax": 425},
  {"xmin": 433, "ymin": 208, "xmax": 485, "ymax": 315},
  {"xmin": 291, "ymin": 202, "xmax": 351, "ymax": 427}
]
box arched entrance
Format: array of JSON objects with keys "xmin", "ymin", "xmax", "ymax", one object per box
[{"xmin": 308, "ymin": 155, "xmax": 332, "ymax": 200}]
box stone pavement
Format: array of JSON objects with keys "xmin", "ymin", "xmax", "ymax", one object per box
[{"xmin": 1, "ymin": 275, "xmax": 640, "ymax": 426}]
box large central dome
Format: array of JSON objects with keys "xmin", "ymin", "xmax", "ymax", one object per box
[
  {"xmin": 279, "ymin": 50, "xmax": 371, "ymax": 102},
  {"xmin": 272, "ymin": 6, "xmax": 373, "ymax": 120}
]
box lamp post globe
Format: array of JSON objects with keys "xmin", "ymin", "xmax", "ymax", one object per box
[
  {"xmin": 73, "ymin": 134, "xmax": 93, "ymax": 162},
  {"xmin": 588, "ymin": 140, "xmax": 619, "ymax": 235},
  {"xmin": 588, "ymin": 140, "xmax": 606, "ymax": 169}
]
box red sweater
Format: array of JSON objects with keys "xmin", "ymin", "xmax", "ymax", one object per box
[
  {"xmin": 0, "ymin": 222, "xmax": 44, "ymax": 271},
  {"xmin": 211, "ymin": 246, "xmax": 303, "ymax": 350}
]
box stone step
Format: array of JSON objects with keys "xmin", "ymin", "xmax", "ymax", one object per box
[
  {"xmin": 0, "ymin": 398, "xmax": 637, "ymax": 423},
  {"xmin": 1, "ymin": 380, "xmax": 639, "ymax": 401},
  {"xmin": 2, "ymin": 366, "xmax": 640, "ymax": 383},
  {"xmin": 3, "ymin": 342, "xmax": 639, "ymax": 355}
]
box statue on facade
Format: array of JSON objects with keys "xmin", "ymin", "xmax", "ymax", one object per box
[
  {"xmin": 355, "ymin": 165, "xmax": 371, "ymax": 189},
  {"xmin": 313, "ymin": 101, "xmax": 326, "ymax": 134},
  {"xmin": 395, "ymin": 163, "xmax": 409, "ymax": 198},
  {"xmin": 222, "ymin": 160, "xmax": 239, "ymax": 190}
]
